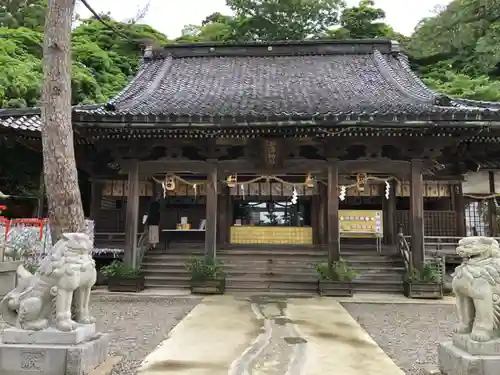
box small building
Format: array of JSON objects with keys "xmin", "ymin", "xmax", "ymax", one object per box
[{"xmin": 2, "ymin": 39, "xmax": 500, "ymax": 291}]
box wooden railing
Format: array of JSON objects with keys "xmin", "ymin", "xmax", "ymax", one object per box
[
  {"xmin": 397, "ymin": 230, "xmax": 412, "ymax": 274},
  {"xmin": 136, "ymin": 225, "xmax": 149, "ymax": 267},
  {"xmin": 398, "ymin": 232, "xmax": 445, "ymax": 283}
]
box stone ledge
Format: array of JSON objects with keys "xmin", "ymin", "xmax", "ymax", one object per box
[
  {"xmin": 0, "ymin": 332, "xmax": 109, "ymax": 375},
  {"xmin": 438, "ymin": 341, "xmax": 500, "ymax": 375},
  {"xmin": 3, "ymin": 324, "xmax": 96, "ymax": 345},
  {"xmin": 452, "ymin": 333, "xmax": 500, "ymax": 356}
]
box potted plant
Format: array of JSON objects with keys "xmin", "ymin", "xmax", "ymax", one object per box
[
  {"xmin": 316, "ymin": 258, "xmax": 359, "ymax": 297},
  {"xmin": 185, "ymin": 255, "xmax": 225, "ymax": 295},
  {"xmin": 101, "ymin": 261, "xmax": 145, "ymax": 293},
  {"xmin": 403, "ymin": 261, "xmax": 443, "ymax": 299}
]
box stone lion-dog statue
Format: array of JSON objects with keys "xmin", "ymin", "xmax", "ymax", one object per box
[
  {"xmin": 452, "ymin": 236, "xmax": 500, "ymax": 342},
  {"xmin": 0, "ymin": 232, "xmax": 97, "ymax": 331}
]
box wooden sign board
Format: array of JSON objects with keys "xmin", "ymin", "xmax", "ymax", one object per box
[{"xmin": 339, "ymin": 210, "xmax": 383, "ymax": 238}]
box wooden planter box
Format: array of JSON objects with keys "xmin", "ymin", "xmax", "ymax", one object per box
[
  {"xmin": 403, "ymin": 281, "xmax": 443, "ymax": 299},
  {"xmin": 190, "ymin": 278, "xmax": 225, "ymax": 295},
  {"xmin": 318, "ymin": 280, "xmax": 354, "ymax": 297},
  {"xmin": 107, "ymin": 275, "xmax": 145, "ymax": 293}
]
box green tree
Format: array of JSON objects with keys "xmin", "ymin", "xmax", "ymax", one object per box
[
  {"xmin": 0, "ymin": 0, "xmax": 47, "ymax": 31},
  {"xmin": 226, "ymin": 0, "xmax": 344, "ymax": 40},
  {"xmin": 320, "ymin": 0, "xmax": 408, "ymax": 44}
]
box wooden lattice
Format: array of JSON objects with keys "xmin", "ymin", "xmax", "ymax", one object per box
[{"xmin": 396, "ymin": 210, "xmax": 457, "ymax": 237}]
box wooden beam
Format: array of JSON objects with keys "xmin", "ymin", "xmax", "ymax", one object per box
[
  {"xmin": 124, "ymin": 161, "xmax": 140, "ymax": 267},
  {"xmin": 410, "ymin": 159, "xmax": 424, "ymax": 270},
  {"xmin": 327, "ymin": 159, "xmax": 340, "ymax": 266},
  {"xmin": 488, "ymin": 171, "xmax": 497, "ymax": 237},
  {"xmin": 205, "ymin": 163, "xmax": 218, "ymax": 257},
  {"xmin": 338, "ymin": 159, "xmax": 411, "ymax": 176}
]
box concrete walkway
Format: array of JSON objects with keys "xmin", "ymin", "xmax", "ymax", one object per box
[{"xmin": 137, "ymin": 295, "xmax": 405, "ymax": 375}]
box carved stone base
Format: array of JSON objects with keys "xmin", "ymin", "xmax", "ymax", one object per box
[
  {"xmin": 452, "ymin": 334, "xmax": 500, "ymax": 356},
  {"xmin": 0, "ymin": 332, "xmax": 109, "ymax": 375},
  {"xmin": 3, "ymin": 324, "xmax": 96, "ymax": 345},
  {"xmin": 438, "ymin": 341, "xmax": 500, "ymax": 375}
]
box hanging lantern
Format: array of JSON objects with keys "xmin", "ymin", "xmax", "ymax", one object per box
[
  {"xmin": 165, "ymin": 175, "xmax": 176, "ymax": 191},
  {"xmin": 226, "ymin": 174, "xmax": 237, "ymax": 188},
  {"xmin": 356, "ymin": 173, "xmax": 366, "ymax": 192},
  {"xmin": 305, "ymin": 173, "xmax": 314, "ymax": 188}
]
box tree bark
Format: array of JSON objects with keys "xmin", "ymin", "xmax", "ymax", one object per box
[{"xmin": 41, "ymin": 0, "xmax": 84, "ymax": 240}]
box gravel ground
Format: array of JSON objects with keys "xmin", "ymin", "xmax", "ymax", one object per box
[
  {"xmin": 342, "ymin": 303, "xmax": 457, "ymax": 375},
  {"xmin": 1, "ymin": 295, "xmax": 201, "ymax": 375}
]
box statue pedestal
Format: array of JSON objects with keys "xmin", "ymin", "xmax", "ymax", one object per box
[
  {"xmin": 3, "ymin": 324, "xmax": 96, "ymax": 345},
  {"xmin": 0, "ymin": 327, "xmax": 109, "ymax": 375},
  {"xmin": 438, "ymin": 334, "xmax": 500, "ymax": 375}
]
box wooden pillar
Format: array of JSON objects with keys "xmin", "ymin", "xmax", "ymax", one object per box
[
  {"xmin": 227, "ymin": 191, "xmax": 233, "ymax": 245},
  {"xmin": 327, "ymin": 160, "xmax": 340, "ymax": 265},
  {"xmin": 34, "ymin": 171, "xmax": 45, "ymax": 218},
  {"xmin": 311, "ymin": 194, "xmax": 320, "ymax": 245},
  {"xmin": 124, "ymin": 162, "xmax": 140, "ymax": 267},
  {"xmin": 383, "ymin": 180, "xmax": 397, "ymax": 245},
  {"xmin": 453, "ymin": 184, "xmax": 466, "ymax": 237},
  {"xmin": 90, "ymin": 179, "xmax": 103, "ymax": 222},
  {"xmin": 488, "ymin": 172, "xmax": 497, "ymax": 237},
  {"xmin": 318, "ymin": 183, "xmax": 327, "ymax": 245},
  {"xmin": 218, "ymin": 185, "xmax": 229, "ymax": 248},
  {"xmin": 205, "ymin": 163, "xmax": 218, "ymax": 257},
  {"xmin": 410, "ymin": 159, "xmax": 424, "ymax": 270}
]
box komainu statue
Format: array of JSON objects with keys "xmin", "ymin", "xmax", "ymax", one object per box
[
  {"xmin": 452, "ymin": 236, "xmax": 500, "ymax": 342},
  {"xmin": 0, "ymin": 232, "xmax": 97, "ymax": 331}
]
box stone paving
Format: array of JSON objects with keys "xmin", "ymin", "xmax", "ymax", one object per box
[{"xmin": 138, "ymin": 295, "xmax": 404, "ymax": 375}]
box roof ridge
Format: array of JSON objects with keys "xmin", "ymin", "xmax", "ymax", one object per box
[
  {"xmin": 145, "ymin": 39, "xmax": 399, "ymax": 60},
  {"xmin": 395, "ymin": 54, "xmax": 448, "ymax": 102},
  {"xmin": 372, "ymin": 50, "xmax": 441, "ymax": 105},
  {"xmin": 109, "ymin": 56, "xmax": 174, "ymax": 112}
]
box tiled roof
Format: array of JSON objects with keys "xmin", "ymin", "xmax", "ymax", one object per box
[
  {"xmin": 1, "ymin": 39, "xmax": 500, "ymax": 131},
  {"xmin": 0, "ymin": 105, "xmax": 102, "ymax": 132},
  {"xmin": 97, "ymin": 39, "xmax": 500, "ymax": 122}
]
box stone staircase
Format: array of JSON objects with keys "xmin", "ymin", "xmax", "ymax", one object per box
[{"xmin": 141, "ymin": 242, "xmax": 405, "ymax": 294}]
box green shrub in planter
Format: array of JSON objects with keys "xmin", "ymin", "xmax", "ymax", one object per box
[
  {"xmin": 185, "ymin": 256, "xmax": 225, "ymax": 294},
  {"xmin": 316, "ymin": 259, "xmax": 359, "ymax": 297},
  {"xmin": 404, "ymin": 262, "xmax": 443, "ymax": 299},
  {"xmin": 100, "ymin": 261, "xmax": 144, "ymax": 293}
]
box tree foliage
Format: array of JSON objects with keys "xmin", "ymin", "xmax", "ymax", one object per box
[
  {"xmin": 1, "ymin": 0, "xmax": 497, "ymax": 108},
  {"xmin": 407, "ymin": 0, "xmax": 500, "ymax": 100},
  {"xmin": 0, "ymin": 0, "xmax": 167, "ymax": 108}
]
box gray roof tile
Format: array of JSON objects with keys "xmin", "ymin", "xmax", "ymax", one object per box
[
  {"xmin": 101, "ymin": 40, "xmax": 500, "ymax": 120},
  {"xmin": 1, "ymin": 39, "xmax": 500, "ymax": 130}
]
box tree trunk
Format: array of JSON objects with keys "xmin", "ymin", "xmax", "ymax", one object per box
[{"xmin": 41, "ymin": 0, "xmax": 84, "ymax": 240}]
